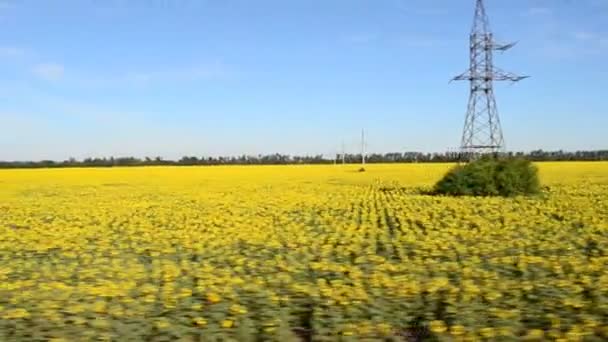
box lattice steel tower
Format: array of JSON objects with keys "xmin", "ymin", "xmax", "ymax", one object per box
[{"xmin": 452, "ymin": 0, "xmax": 528, "ymax": 155}]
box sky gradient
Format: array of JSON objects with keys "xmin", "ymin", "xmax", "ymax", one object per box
[{"xmin": 1, "ymin": 0, "xmax": 607, "ymax": 160}]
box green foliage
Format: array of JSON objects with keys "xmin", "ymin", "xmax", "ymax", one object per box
[{"xmin": 434, "ymin": 157, "xmax": 541, "ymax": 197}]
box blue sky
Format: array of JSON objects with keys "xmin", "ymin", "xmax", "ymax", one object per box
[{"xmin": 0, "ymin": 0, "xmax": 607, "ymax": 160}]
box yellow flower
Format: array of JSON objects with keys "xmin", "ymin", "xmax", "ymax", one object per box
[
  {"xmin": 377, "ymin": 323, "xmax": 392, "ymax": 335},
  {"xmin": 91, "ymin": 300, "xmax": 107, "ymax": 313},
  {"xmin": 91, "ymin": 318, "xmax": 110, "ymax": 329},
  {"xmin": 430, "ymin": 320, "xmax": 447, "ymax": 334},
  {"xmin": 2, "ymin": 308, "xmax": 30, "ymax": 319},
  {"xmin": 496, "ymin": 326, "xmax": 514, "ymax": 337},
  {"xmin": 143, "ymin": 295, "xmax": 156, "ymax": 303},
  {"xmin": 230, "ymin": 304, "xmax": 248, "ymax": 315},
  {"xmin": 155, "ymin": 319, "xmax": 171, "ymax": 329},
  {"xmin": 451, "ymin": 325, "xmax": 466, "ymax": 336},
  {"xmin": 484, "ymin": 291, "xmax": 502, "ymax": 301},
  {"xmin": 221, "ymin": 319, "xmax": 234, "ymax": 328},
  {"xmin": 194, "ymin": 317, "xmax": 207, "ymax": 326},
  {"xmin": 72, "ymin": 317, "xmax": 87, "ymax": 325},
  {"xmin": 523, "ymin": 329, "xmax": 544, "ymax": 340},
  {"xmin": 65, "ymin": 304, "xmax": 86, "ymax": 314},
  {"xmin": 206, "ymin": 292, "xmax": 221, "ymax": 303},
  {"xmin": 479, "ymin": 327, "xmax": 495, "ymax": 338}
]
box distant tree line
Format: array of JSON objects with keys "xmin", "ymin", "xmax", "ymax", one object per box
[{"xmin": 0, "ymin": 150, "xmax": 606, "ymax": 169}]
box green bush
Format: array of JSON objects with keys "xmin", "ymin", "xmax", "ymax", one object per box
[{"xmin": 433, "ymin": 157, "xmax": 540, "ymax": 197}]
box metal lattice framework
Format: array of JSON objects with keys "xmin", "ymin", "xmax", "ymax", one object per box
[{"xmin": 452, "ymin": 0, "xmax": 528, "ymax": 156}]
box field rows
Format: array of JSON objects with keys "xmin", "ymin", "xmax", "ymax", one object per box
[{"xmin": 1, "ymin": 163, "xmax": 607, "ymax": 341}]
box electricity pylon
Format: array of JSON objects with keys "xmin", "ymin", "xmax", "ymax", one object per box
[
  {"xmin": 361, "ymin": 129, "xmax": 366, "ymax": 167},
  {"xmin": 452, "ymin": 0, "xmax": 529, "ymax": 157}
]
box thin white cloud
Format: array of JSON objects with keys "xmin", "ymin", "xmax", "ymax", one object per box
[
  {"xmin": 31, "ymin": 63, "xmax": 65, "ymax": 81},
  {"xmin": 522, "ymin": 2, "xmax": 608, "ymax": 59},
  {"xmin": 536, "ymin": 30, "xmax": 608, "ymax": 59},
  {"xmin": 522, "ymin": 7, "xmax": 552, "ymax": 17},
  {"xmin": 573, "ymin": 30, "xmax": 608, "ymax": 44},
  {"xmin": 573, "ymin": 31, "xmax": 596, "ymax": 41},
  {"xmin": 401, "ymin": 35, "xmax": 454, "ymax": 48},
  {"xmin": 153, "ymin": 63, "xmax": 225, "ymax": 81},
  {"xmin": 33, "ymin": 61, "xmax": 232, "ymax": 89},
  {"xmin": 0, "ymin": 46, "xmax": 23, "ymax": 57},
  {"xmin": 571, "ymin": 30, "xmax": 608, "ymax": 51},
  {"xmin": 0, "ymin": 0, "xmax": 15, "ymax": 10},
  {"xmin": 343, "ymin": 33, "xmax": 377, "ymax": 44},
  {"xmin": 393, "ymin": 0, "xmax": 448, "ymax": 16},
  {"xmin": 124, "ymin": 72, "xmax": 153, "ymax": 84},
  {"xmin": 109, "ymin": 62, "xmax": 231, "ymax": 86}
]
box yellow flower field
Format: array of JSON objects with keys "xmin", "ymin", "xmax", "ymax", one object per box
[{"xmin": 0, "ymin": 162, "xmax": 607, "ymax": 341}]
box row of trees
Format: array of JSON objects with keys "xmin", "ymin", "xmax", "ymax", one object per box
[{"xmin": 0, "ymin": 150, "xmax": 607, "ymax": 169}]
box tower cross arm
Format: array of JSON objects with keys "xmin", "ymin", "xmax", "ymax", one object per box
[
  {"xmin": 491, "ymin": 67, "xmax": 530, "ymax": 82},
  {"xmin": 450, "ymin": 69, "xmax": 474, "ymax": 82},
  {"xmin": 493, "ymin": 41, "xmax": 517, "ymax": 52}
]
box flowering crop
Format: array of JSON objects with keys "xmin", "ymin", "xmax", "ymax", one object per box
[{"xmin": 0, "ymin": 162, "xmax": 607, "ymax": 341}]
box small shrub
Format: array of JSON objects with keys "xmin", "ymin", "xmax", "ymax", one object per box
[{"xmin": 433, "ymin": 157, "xmax": 540, "ymax": 197}]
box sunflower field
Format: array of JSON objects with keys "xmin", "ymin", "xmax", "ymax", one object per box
[{"xmin": 0, "ymin": 162, "xmax": 607, "ymax": 341}]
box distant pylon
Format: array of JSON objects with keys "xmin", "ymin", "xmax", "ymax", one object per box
[
  {"xmin": 452, "ymin": 0, "xmax": 528, "ymax": 156},
  {"xmin": 361, "ymin": 129, "xmax": 366, "ymax": 166}
]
